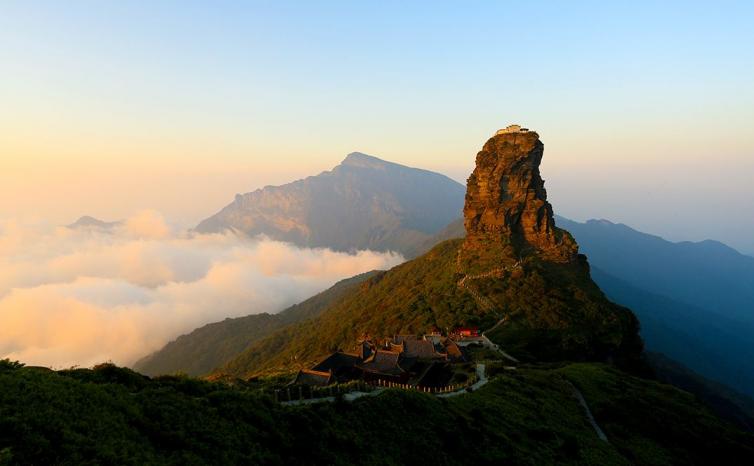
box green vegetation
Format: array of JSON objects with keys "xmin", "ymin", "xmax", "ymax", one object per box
[
  {"xmin": 482, "ymin": 257, "xmax": 643, "ymax": 365},
  {"xmin": 1, "ymin": 360, "xmax": 751, "ymax": 465},
  {"xmin": 219, "ymin": 240, "xmax": 642, "ymax": 378},
  {"xmin": 134, "ymin": 271, "xmax": 379, "ymax": 376},
  {"xmin": 558, "ymin": 363, "xmax": 754, "ymax": 465},
  {"xmin": 221, "ymin": 240, "xmax": 480, "ymax": 376},
  {"xmin": 645, "ymin": 352, "xmax": 754, "ymax": 431}
]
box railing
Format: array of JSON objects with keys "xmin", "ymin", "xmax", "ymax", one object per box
[
  {"xmin": 371, "ymin": 377, "xmax": 475, "ymax": 394},
  {"xmin": 274, "ymin": 374, "xmax": 478, "ymax": 403}
]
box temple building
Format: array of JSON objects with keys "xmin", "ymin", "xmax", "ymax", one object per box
[
  {"xmin": 495, "ymin": 124, "xmax": 529, "ymax": 135},
  {"xmin": 290, "ymin": 368, "xmax": 333, "ymax": 386},
  {"xmin": 289, "ymin": 331, "xmax": 470, "ymax": 387}
]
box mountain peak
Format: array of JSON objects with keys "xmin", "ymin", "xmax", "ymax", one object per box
[
  {"xmin": 195, "ymin": 151, "xmax": 465, "ymax": 254},
  {"xmin": 72, "ymin": 215, "xmax": 103, "ymax": 226},
  {"xmin": 340, "ymin": 152, "xmax": 391, "ymax": 169},
  {"xmin": 67, "ymin": 216, "xmax": 120, "ymax": 230},
  {"xmin": 460, "ymin": 126, "xmax": 577, "ymax": 268}
]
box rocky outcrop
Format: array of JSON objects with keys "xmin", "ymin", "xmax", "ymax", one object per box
[
  {"xmin": 216, "ymin": 125, "xmax": 645, "ymax": 378},
  {"xmin": 460, "ymin": 126, "xmax": 578, "ymax": 268}
]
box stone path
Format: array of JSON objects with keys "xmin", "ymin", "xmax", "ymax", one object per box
[
  {"xmin": 456, "ymin": 262, "xmax": 522, "ymax": 364},
  {"xmin": 480, "ymin": 335, "xmax": 519, "ymax": 363},
  {"xmin": 457, "ymin": 270, "xmax": 504, "ymax": 315},
  {"xmin": 437, "ymin": 363, "xmax": 488, "ymax": 398},
  {"xmin": 343, "ymin": 389, "xmax": 384, "ymax": 402},
  {"xmin": 280, "ymin": 396, "xmax": 336, "ymax": 406},
  {"xmin": 567, "ymin": 381, "xmax": 608, "ymax": 442}
]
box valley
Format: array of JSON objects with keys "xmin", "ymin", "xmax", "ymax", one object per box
[{"xmin": 3, "ymin": 125, "xmax": 752, "ymax": 465}]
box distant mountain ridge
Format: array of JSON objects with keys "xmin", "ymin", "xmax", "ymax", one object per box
[
  {"xmin": 552, "ymin": 217, "xmax": 754, "ymax": 399},
  {"xmin": 414, "ymin": 215, "xmax": 754, "ymax": 398},
  {"xmin": 140, "ymin": 150, "xmax": 754, "ymax": 411},
  {"xmin": 556, "ymin": 217, "xmax": 754, "ymax": 323},
  {"xmin": 6, "ymin": 130, "xmax": 754, "ymax": 463},
  {"xmin": 67, "ymin": 215, "xmax": 121, "ymax": 231},
  {"xmin": 195, "ymin": 152, "xmax": 466, "ymax": 256}
]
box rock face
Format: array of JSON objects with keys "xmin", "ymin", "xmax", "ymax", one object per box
[
  {"xmin": 195, "ymin": 152, "xmax": 465, "ymax": 255},
  {"xmin": 460, "ymin": 126, "xmax": 578, "ymax": 268},
  {"xmin": 216, "ymin": 125, "xmax": 644, "ymax": 378}
]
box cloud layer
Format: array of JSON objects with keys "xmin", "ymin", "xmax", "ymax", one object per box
[{"xmin": 0, "ymin": 211, "xmax": 402, "ymax": 368}]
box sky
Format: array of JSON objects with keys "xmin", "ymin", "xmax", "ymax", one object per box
[{"xmin": 1, "ymin": 0, "xmax": 754, "ymax": 252}]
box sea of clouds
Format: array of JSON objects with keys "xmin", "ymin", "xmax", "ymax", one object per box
[{"xmin": 0, "ymin": 211, "xmax": 403, "ymax": 369}]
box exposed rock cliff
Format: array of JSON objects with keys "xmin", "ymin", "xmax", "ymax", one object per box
[
  {"xmin": 217, "ymin": 126, "xmax": 643, "ymax": 377},
  {"xmin": 460, "ymin": 126, "xmax": 577, "ymax": 270}
]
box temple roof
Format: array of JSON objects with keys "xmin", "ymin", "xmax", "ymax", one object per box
[
  {"xmin": 392, "ymin": 335, "xmax": 418, "ymax": 345},
  {"xmin": 359, "ymin": 350, "xmax": 404, "ymax": 375},
  {"xmin": 404, "ymin": 339, "xmax": 446, "ymax": 359},
  {"xmin": 444, "ymin": 340, "xmax": 464, "ymax": 361},
  {"xmin": 292, "ymin": 369, "xmax": 333, "ymax": 386},
  {"xmin": 358, "ymin": 341, "xmax": 374, "ymax": 360},
  {"xmin": 312, "ymin": 351, "xmax": 361, "ymax": 373}
]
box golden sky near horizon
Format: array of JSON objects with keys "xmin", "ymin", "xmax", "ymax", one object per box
[
  {"xmin": 2, "ymin": 1, "xmax": 754, "ymax": 250},
  {"xmin": 2, "ymin": 113, "xmax": 753, "ymax": 249}
]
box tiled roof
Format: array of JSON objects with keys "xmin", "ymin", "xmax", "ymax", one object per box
[
  {"xmin": 312, "ymin": 351, "xmax": 361, "ymax": 372},
  {"xmin": 293, "ymin": 369, "xmax": 332, "ymax": 386},
  {"xmin": 358, "ymin": 341, "xmax": 374, "ymax": 360},
  {"xmin": 392, "ymin": 335, "xmax": 417, "ymax": 345},
  {"xmin": 444, "ymin": 340, "xmax": 464, "ymax": 361},
  {"xmin": 404, "ymin": 339, "xmax": 446, "ymax": 359},
  {"xmin": 359, "ymin": 350, "xmax": 404, "ymax": 375}
]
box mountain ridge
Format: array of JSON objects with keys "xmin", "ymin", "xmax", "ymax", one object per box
[
  {"xmin": 6, "ymin": 128, "xmax": 754, "ymax": 464},
  {"xmin": 556, "ymin": 216, "xmax": 754, "ymax": 323},
  {"xmin": 194, "ymin": 152, "xmax": 465, "ymax": 255},
  {"xmin": 133, "ymin": 271, "xmax": 379, "ymax": 376},
  {"xmin": 66, "ymin": 215, "xmax": 121, "ymax": 230},
  {"xmin": 413, "ymin": 215, "xmax": 754, "ymax": 398},
  {"xmin": 216, "ymin": 126, "xmax": 643, "ymax": 378}
]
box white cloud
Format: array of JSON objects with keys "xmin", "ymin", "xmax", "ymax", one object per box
[{"xmin": 0, "ymin": 212, "xmax": 403, "ymax": 368}]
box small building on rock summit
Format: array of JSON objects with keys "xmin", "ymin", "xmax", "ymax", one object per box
[{"xmin": 496, "ymin": 124, "xmax": 529, "ymax": 135}]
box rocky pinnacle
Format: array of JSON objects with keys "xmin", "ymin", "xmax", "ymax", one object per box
[{"xmin": 460, "ymin": 125, "xmax": 578, "ymax": 268}]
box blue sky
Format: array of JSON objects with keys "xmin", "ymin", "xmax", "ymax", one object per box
[{"xmin": 2, "ymin": 1, "xmax": 753, "ymax": 251}]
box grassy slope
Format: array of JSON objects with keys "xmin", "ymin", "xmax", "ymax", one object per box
[
  {"xmin": 559, "ymin": 363, "xmax": 754, "ymax": 465},
  {"xmin": 220, "ymin": 239, "xmax": 641, "ymax": 378},
  {"xmin": 480, "ymin": 256, "xmax": 642, "ymax": 364},
  {"xmin": 220, "ymin": 240, "xmax": 479, "ymax": 377},
  {"xmin": 644, "ymin": 352, "xmax": 754, "ymax": 431},
  {"xmin": 134, "ymin": 272, "xmax": 380, "ymax": 377},
  {"xmin": 407, "ymin": 219, "xmax": 754, "ymax": 432},
  {"xmin": 1, "ymin": 361, "xmax": 751, "ymax": 465}
]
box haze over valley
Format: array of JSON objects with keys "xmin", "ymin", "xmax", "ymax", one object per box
[{"xmin": 0, "ymin": 210, "xmax": 401, "ymax": 368}]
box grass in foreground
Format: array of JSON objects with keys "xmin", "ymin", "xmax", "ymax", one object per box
[{"xmin": 1, "ymin": 359, "xmax": 752, "ymax": 465}]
